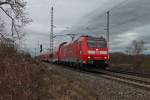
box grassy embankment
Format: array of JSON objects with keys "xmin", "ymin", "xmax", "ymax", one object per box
[
  {"xmin": 0, "ymin": 43, "xmax": 97, "ymax": 100},
  {"xmin": 110, "ymin": 53, "xmax": 150, "ymax": 74}
]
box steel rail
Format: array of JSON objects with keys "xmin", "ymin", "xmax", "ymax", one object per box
[
  {"xmin": 44, "ymin": 62, "xmax": 150, "ymax": 91},
  {"xmin": 94, "ymin": 70, "xmax": 150, "ymax": 91}
]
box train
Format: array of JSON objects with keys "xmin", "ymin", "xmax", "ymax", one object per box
[
  {"xmin": 40, "ymin": 35, "xmax": 109, "ymax": 69},
  {"xmin": 38, "ymin": 52, "xmax": 49, "ymax": 62}
]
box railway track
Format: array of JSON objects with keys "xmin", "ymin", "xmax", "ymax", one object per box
[
  {"xmin": 93, "ymin": 70, "xmax": 150, "ymax": 91},
  {"xmin": 45, "ymin": 62, "xmax": 150, "ymax": 91}
]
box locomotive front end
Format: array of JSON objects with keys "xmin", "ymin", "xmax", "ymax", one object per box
[{"xmin": 83, "ymin": 36, "xmax": 109, "ymax": 68}]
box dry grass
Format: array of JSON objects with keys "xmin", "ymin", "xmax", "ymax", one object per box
[
  {"xmin": 110, "ymin": 53, "xmax": 150, "ymax": 74},
  {"xmin": 0, "ymin": 44, "xmax": 48, "ymax": 100},
  {"xmin": 47, "ymin": 70, "xmax": 97, "ymax": 100},
  {"xmin": 0, "ymin": 43, "xmax": 96, "ymax": 100}
]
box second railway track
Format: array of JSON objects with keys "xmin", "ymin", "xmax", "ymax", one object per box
[
  {"xmin": 45, "ymin": 63, "xmax": 150, "ymax": 91},
  {"xmin": 93, "ymin": 69, "xmax": 150, "ymax": 91}
]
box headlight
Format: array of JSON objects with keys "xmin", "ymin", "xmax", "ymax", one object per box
[
  {"xmin": 100, "ymin": 51, "xmax": 107, "ymax": 54},
  {"xmin": 88, "ymin": 56, "xmax": 91, "ymax": 59},
  {"xmin": 88, "ymin": 50, "xmax": 95, "ymax": 54},
  {"xmin": 104, "ymin": 56, "xmax": 107, "ymax": 59}
]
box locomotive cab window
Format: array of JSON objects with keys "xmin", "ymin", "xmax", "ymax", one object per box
[{"xmin": 87, "ymin": 37, "xmax": 107, "ymax": 48}]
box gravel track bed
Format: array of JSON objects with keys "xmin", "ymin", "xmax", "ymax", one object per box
[{"xmin": 45, "ymin": 63, "xmax": 150, "ymax": 100}]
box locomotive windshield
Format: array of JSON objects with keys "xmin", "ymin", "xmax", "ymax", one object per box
[{"xmin": 87, "ymin": 37, "xmax": 107, "ymax": 48}]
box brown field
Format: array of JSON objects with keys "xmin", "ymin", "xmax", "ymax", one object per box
[
  {"xmin": 109, "ymin": 52, "xmax": 150, "ymax": 74},
  {"xmin": 0, "ymin": 43, "xmax": 96, "ymax": 100}
]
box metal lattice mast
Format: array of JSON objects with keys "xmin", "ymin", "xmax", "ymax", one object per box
[
  {"xmin": 50, "ymin": 7, "xmax": 54, "ymax": 55},
  {"xmin": 107, "ymin": 11, "xmax": 110, "ymax": 51}
]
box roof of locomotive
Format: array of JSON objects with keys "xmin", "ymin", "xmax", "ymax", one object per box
[
  {"xmin": 58, "ymin": 35, "xmax": 106, "ymax": 48},
  {"xmin": 76, "ymin": 35, "xmax": 106, "ymax": 41}
]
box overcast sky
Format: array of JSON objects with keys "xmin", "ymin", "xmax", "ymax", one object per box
[{"xmin": 22, "ymin": 0, "xmax": 150, "ymax": 55}]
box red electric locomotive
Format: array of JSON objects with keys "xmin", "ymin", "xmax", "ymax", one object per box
[{"xmin": 53, "ymin": 35, "xmax": 109, "ymax": 69}]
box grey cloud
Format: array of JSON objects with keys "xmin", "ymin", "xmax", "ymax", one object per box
[
  {"xmin": 23, "ymin": 0, "xmax": 150, "ymax": 54},
  {"xmin": 67, "ymin": 0, "xmax": 150, "ymax": 53}
]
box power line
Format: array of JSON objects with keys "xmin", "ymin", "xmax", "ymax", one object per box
[
  {"xmin": 109, "ymin": 0, "xmax": 129, "ymax": 12},
  {"xmin": 109, "ymin": 12, "xmax": 150, "ymax": 30},
  {"xmin": 74, "ymin": 0, "xmax": 130, "ymax": 35}
]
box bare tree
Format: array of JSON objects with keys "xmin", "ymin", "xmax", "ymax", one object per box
[
  {"xmin": 0, "ymin": 18, "xmax": 8, "ymax": 40},
  {"xmin": 126, "ymin": 40, "xmax": 146, "ymax": 55},
  {"xmin": 126, "ymin": 39, "xmax": 146, "ymax": 69},
  {"xmin": 0, "ymin": 0, "xmax": 31, "ymax": 39},
  {"xmin": 0, "ymin": 18, "xmax": 5, "ymax": 36}
]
